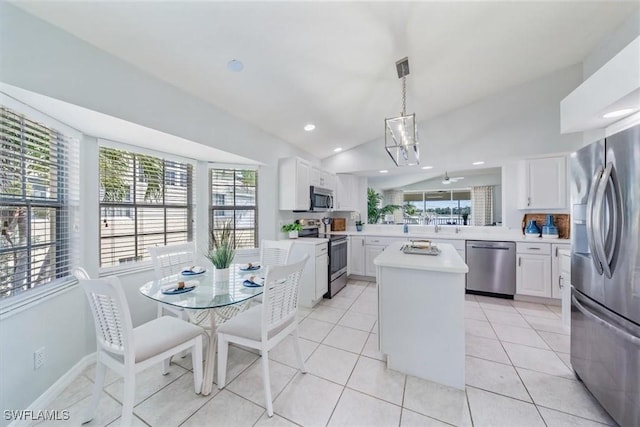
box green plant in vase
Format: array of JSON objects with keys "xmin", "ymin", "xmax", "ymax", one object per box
[
  {"xmin": 281, "ymin": 222, "xmax": 302, "ymax": 238},
  {"xmin": 207, "ymin": 221, "xmax": 235, "ymax": 278}
]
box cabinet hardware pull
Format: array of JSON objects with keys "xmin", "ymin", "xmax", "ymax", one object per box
[
  {"xmin": 555, "ymin": 247, "xmax": 558, "ymax": 257},
  {"xmin": 527, "ymin": 197, "xmax": 531, "ymax": 206},
  {"xmin": 528, "ymin": 247, "xmax": 541, "ymax": 250},
  {"xmin": 518, "ymin": 257, "xmax": 521, "ymax": 267}
]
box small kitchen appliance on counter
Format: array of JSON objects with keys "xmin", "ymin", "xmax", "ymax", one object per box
[{"xmin": 321, "ymin": 217, "xmax": 332, "ymax": 234}]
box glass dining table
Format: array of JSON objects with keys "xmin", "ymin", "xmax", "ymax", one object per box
[{"xmin": 139, "ymin": 263, "xmax": 264, "ymax": 395}]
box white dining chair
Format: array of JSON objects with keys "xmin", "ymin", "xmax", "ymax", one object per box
[
  {"xmin": 76, "ymin": 271, "xmax": 204, "ymax": 426},
  {"xmin": 216, "ymin": 255, "xmax": 309, "ymax": 417},
  {"xmin": 251, "ymin": 240, "xmax": 294, "ymax": 305},
  {"xmin": 260, "ymin": 239, "xmax": 293, "ymax": 267},
  {"xmin": 148, "ymin": 242, "xmax": 197, "ymax": 319}
]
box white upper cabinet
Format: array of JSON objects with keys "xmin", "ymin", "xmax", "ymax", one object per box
[
  {"xmin": 518, "ymin": 156, "xmax": 567, "ymax": 209},
  {"xmin": 279, "ymin": 157, "xmax": 310, "ymax": 211},
  {"xmin": 336, "ymin": 174, "xmax": 358, "ymax": 211}
]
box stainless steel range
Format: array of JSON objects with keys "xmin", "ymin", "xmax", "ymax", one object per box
[{"xmin": 296, "ymin": 219, "xmax": 348, "ymax": 298}]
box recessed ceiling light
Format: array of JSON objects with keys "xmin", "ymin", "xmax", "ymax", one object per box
[
  {"xmin": 602, "ymin": 108, "xmax": 635, "ymax": 119},
  {"xmin": 304, "ymin": 124, "xmax": 316, "ymax": 132},
  {"xmin": 472, "ymin": 161, "xmax": 485, "ymax": 165},
  {"xmin": 333, "ymin": 147, "xmax": 342, "ymax": 153},
  {"xmin": 379, "ymin": 170, "xmax": 388, "ymax": 174},
  {"xmin": 227, "ymin": 59, "xmax": 244, "ymax": 72},
  {"xmin": 421, "ymin": 166, "xmax": 433, "ymax": 170}
]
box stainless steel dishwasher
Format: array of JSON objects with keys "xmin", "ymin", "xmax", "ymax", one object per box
[{"xmin": 466, "ymin": 240, "xmax": 516, "ymax": 296}]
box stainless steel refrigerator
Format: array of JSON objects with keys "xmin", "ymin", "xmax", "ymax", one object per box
[{"xmin": 570, "ymin": 124, "xmax": 639, "ymax": 427}]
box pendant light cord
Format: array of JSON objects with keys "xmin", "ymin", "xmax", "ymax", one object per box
[{"xmin": 402, "ymin": 76, "xmax": 407, "ymax": 116}]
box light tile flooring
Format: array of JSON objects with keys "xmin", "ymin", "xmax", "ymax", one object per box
[{"xmin": 38, "ymin": 280, "xmax": 616, "ymax": 427}]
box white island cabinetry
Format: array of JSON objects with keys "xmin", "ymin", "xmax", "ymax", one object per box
[{"xmin": 374, "ymin": 242, "xmax": 468, "ymax": 389}]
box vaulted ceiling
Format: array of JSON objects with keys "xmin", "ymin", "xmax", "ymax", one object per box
[{"xmin": 11, "ymin": 1, "xmax": 639, "ymax": 159}]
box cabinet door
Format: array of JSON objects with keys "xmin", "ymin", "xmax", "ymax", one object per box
[
  {"xmin": 526, "ymin": 157, "xmax": 567, "ymax": 209},
  {"xmin": 295, "ymin": 160, "xmax": 310, "ymax": 211},
  {"xmin": 323, "ymin": 173, "xmax": 336, "ymax": 193},
  {"xmin": 550, "ymin": 244, "xmax": 562, "ymax": 299},
  {"xmin": 516, "ymin": 254, "xmax": 552, "ymax": 297},
  {"xmin": 365, "ymin": 245, "xmax": 385, "ymax": 276},
  {"xmin": 315, "ymin": 253, "xmax": 329, "ymax": 299},
  {"xmin": 349, "ymin": 236, "xmax": 365, "ymax": 275}
]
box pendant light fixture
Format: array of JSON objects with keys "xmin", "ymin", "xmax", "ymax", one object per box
[{"xmin": 385, "ymin": 57, "xmax": 419, "ymax": 166}]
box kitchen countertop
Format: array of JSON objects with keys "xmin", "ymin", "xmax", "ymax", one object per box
[
  {"xmin": 290, "ymin": 237, "xmax": 328, "ymax": 245},
  {"xmin": 373, "ymin": 242, "xmax": 469, "ymax": 274},
  {"xmin": 330, "ymin": 229, "xmax": 570, "ymax": 244}
]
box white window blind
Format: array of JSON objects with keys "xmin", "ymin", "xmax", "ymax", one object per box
[
  {"xmin": 0, "ymin": 106, "xmax": 79, "ymax": 299},
  {"xmin": 210, "ymin": 168, "xmax": 257, "ymax": 249},
  {"xmin": 99, "ymin": 146, "xmax": 193, "ymax": 267}
]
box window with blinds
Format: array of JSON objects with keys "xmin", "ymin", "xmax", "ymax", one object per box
[
  {"xmin": 0, "ymin": 107, "xmax": 78, "ymax": 299},
  {"xmin": 210, "ymin": 168, "xmax": 257, "ymax": 249},
  {"xmin": 99, "ymin": 147, "xmax": 193, "ymax": 267}
]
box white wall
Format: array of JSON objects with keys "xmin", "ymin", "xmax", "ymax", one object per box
[
  {"xmin": 0, "ymin": 3, "xmax": 323, "ymax": 420},
  {"xmin": 323, "ymin": 64, "xmax": 585, "ymax": 176}
]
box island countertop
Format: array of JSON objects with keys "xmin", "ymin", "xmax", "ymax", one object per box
[{"xmin": 373, "ymin": 242, "xmax": 468, "ymax": 274}]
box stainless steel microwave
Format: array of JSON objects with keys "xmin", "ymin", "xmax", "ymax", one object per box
[{"xmin": 309, "ymin": 186, "xmax": 334, "ymax": 211}]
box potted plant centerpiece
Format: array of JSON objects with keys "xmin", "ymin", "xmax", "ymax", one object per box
[
  {"xmin": 281, "ymin": 222, "xmax": 302, "ymax": 239},
  {"xmin": 207, "ymin": 221, "xmax": 235, "ymax": 281}
]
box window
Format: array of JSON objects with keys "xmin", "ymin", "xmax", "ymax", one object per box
[
  {"xmin": 210, "ymin": 168, "xmax": 257, "ymax": 249},
  {"xmin": 0, "ymin": 107, "xmax": 77, "ymax": 299},
  {"xmin": 403, "ymin": 190, "xmax": 471, "ymax": 225},
  {"xmin": 99, "ymin": 147, "xmax": 193, "ymax": 267}
]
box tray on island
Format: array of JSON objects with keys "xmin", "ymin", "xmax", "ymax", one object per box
[{"xmin": 401, "ymin": 244, "xmax": 441, "ymax": 256}]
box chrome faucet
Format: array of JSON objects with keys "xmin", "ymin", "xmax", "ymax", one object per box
[
  {"xmin": 455, "ymin": 226, "xmax": 461, "ymax": 234},
  {"xmin": 434, "ymin": 223, "xmax": 440, "ymax": 233}
]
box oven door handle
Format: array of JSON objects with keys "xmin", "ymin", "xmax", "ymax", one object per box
[{"xmin": 331, "ymin": 239, "xmax": 348, "ymax": 247}]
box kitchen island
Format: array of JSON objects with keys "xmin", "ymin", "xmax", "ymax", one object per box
[{"xmin": 374, "ymin": 241, "xmax": 468, "ymax": 389}]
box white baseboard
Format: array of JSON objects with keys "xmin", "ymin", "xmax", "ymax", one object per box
[{"xmin": 9, "ymin": 353, "xmax": 96, "ymax": 427}]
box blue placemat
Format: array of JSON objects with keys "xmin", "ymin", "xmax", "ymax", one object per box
[
  {"xmin": 162, "ymin": 285, "xmax": 196, "ymax": 295},
  {"xmin": 181, "ymin": 270, "xmax": 206, "ymax": 276},
  {"xmin": 243, "ymin": 280, "xmax": 263, "ymax": 288}
]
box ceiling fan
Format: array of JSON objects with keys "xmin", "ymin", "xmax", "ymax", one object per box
[{"xmin": 441, "ymin": 172, "xmax": 464, "ymax": 185}]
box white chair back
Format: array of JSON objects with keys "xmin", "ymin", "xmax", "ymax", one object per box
[
  {"xmin": 260, "ymin": 255, "xmax": 308, "ymax": 340},
  {"xmin": 260, "ymin": 239, "xmax": 293, "ymax": 267},
  {"xmin": 80, "ymin": 275, "xmax": 134, "ymax": 360},
  {"xmin": 73, "ymin": 267, "xmax": 91, "ymax": 280},
  {"xmin": 148, "ymin": 242, "xmax": 196, "ymax": 279}
]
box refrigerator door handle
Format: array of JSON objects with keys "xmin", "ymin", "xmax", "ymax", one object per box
[
  {"xmin": 593, "ymin": 162, "xmax": 616, "ymax": 279},
  {"xmin": 586, "ymin": 166, "xmax": 604, "ymax": 275},
  {"xmin": 572, "ymin": 293, "xmax": 640, "ymax": 346},
  {"xmin": 603, "ymin": 162, "xmax": 622, "ymax": 278}
]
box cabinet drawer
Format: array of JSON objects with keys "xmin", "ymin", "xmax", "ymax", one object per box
[
  {"xmin": 365, "ymin": 236, "xmax": 404, "ymax": 246},
  {"xmin": 315, "ymin": 244, "xmax": 328, "ymax": 256},
  {"xmin": 516, "ymin": 242, "xmax": 551, "ymax": 255}
]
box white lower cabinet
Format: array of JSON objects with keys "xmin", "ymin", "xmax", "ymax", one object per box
[
  {"xmin": 365, "ymin": 245, "xmax": 385, "ymax": 276},
  {"xmin": 315, "ymin": 252, "xmax": 329, "ymax": 299},
  {"xmin": 516, "ymin": 242, "xmax": 552, "ymax": 298},
  {"xmin": 517, "ymin": 254, "xmax": 552, "ymax": 297},
  {"xmin": 349, "ymin": 236, "xmax": 365, "ymax": 275},
  {"xmin": 291, "ymin": 240, "xmax": 329, "ymax": 307}
]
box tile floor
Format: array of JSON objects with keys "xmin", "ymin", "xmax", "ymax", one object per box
[{"xmin": 36, "ymin": 280, "xmax": 616, "ymax": 426}]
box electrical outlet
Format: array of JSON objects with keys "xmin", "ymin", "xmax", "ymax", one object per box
[{"xmin": 34, "ymin": 347, "xmax": 45, "ymax": 370}]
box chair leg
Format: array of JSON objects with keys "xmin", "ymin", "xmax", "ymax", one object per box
[
  {"xmin": 162, "ymin": 356, "xmax": 171, "ymax": 374},
  {"xmin": 292, "ymin": 328, "xmax": 307, "ymax": 373},
  {"xmin": 156, "ymin": 302, "xmax": 164, "ymax": 318},
  {"xmin": 192, "ymin": 336, "xmax": 203, "ymax": 394},
  {"xmin": 261, "ymin": 350, "xmax": 274, "ymax": 417},
  {"xmin": 83, "ymin": 360, "xmax": 106, "ymax": 423},
  {"xmin": 121, "ymin": 369, "xmax": 135, "ymax": 427},
  {"xmin": 217, "ymin": 335, "xmax": 228, "ymax": 389}
]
